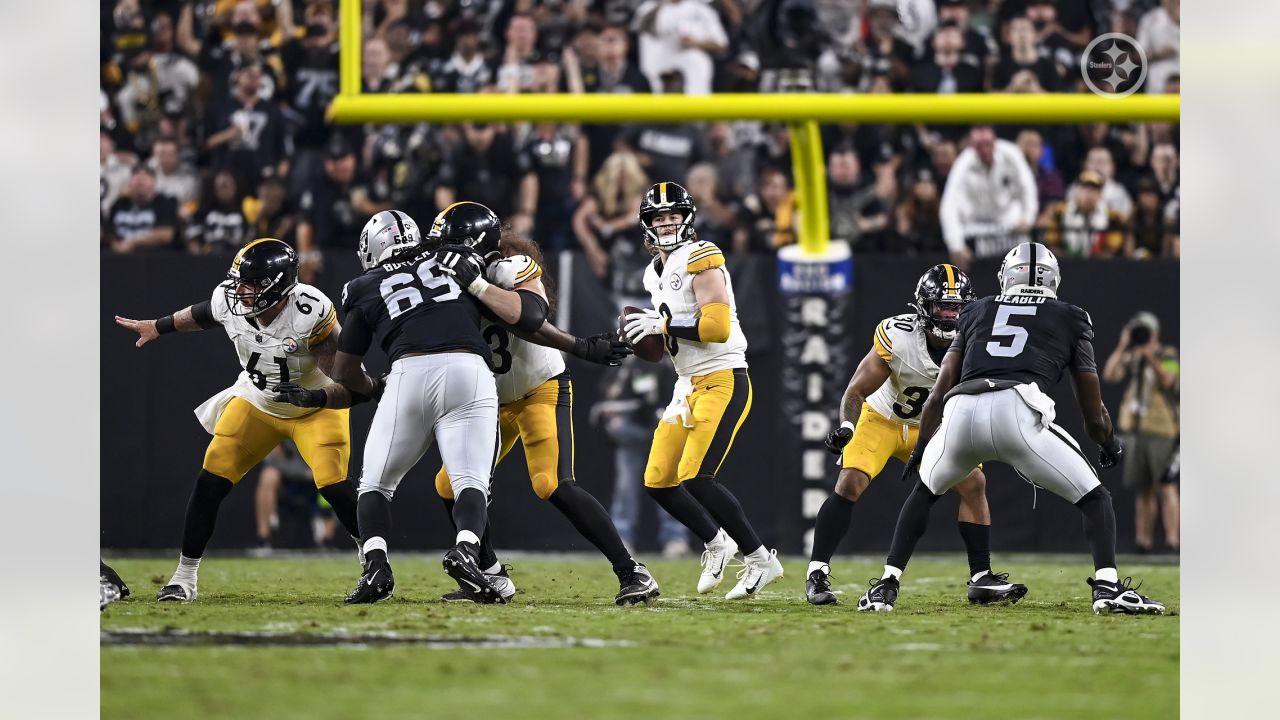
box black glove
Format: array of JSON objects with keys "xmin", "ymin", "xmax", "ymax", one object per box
[
  {"xmin": 824, "ymin": 422, "xmax": 854, "ymax": 455},
  {"xmin": 273, "ymin": 382, "xmax": 327, "ymax": 408},
  {"xmin": 901, "ymin": 451, "xmax": 922, "ymax": 483},
  {"xmin": 1099, "ymin": 435, "xmax": 1124, "ymax": 468},
  {"xmin": 573, "ymin": 331, "xmax": 633, "ymax": 366},
  {"xmin": 436, "ymin": 248, "xmax": 485, "ymax": 292},
  {"xmin": 369, "ymin": 374, "xmax": 387, "ymax": 402}
]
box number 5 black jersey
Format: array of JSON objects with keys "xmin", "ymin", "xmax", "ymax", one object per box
[
  {"xmin": 338, "ymin": 251, "xmax": 489, "ymax": 363},
  {"xmin": 949, "ymin": 294, "xmax": 1098, "ymax": 395}
]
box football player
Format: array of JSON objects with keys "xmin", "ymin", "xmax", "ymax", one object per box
[
  {"xmin": 807, "ymin": 265, "xmax": 1027, "ymax": 606},
  {"xmin": 115, "ymin": 239, "xmax": 363, "ymax": 602},
  {"xmin": 272, "ymin": 209, "xmax": 504, "ymax": 604},
  {"xmin": 428, "ymin": 204, "xmax": 661, "ymax": 606},
  {"xmin": 623, "ymin": 182, "xmax": 784, "ymax": 599},
  {"xmin": 858, "ymin": 243, "xmax": 1165, "ymax": 614}
]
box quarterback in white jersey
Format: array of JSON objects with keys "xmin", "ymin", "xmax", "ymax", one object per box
[
  {"xmin": 623, "ymin": 182, "xmax": 783, "ymax": 600},
  {"xmin": 805, "ymin": 264, "xmax": 1026, "ymax": 607},
  {"xmin": 433, "ymin": 233, "xmax": 660, "ymax": 606},
  {"xmin": 115, "ymin": 239, "xmax": 364, "ymax": 602}
]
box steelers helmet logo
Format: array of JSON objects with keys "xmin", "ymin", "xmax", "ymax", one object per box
[
  {"xmin": 282, "ymin": 337, "xmax": 299, "ymax": 354},
  {"xmin": 669, "ymin": 274, "xmax": 682, "ymax": 290}
]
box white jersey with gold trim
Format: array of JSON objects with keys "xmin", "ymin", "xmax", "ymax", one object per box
[
  {"xmin": 483, "ymin": 254, "xmax": 565, "ymax": 404},
  {"xmin": 642, "ymin": 240, "xmax": 748, "ymax": 378},
  {"xmin": 865, "ymin": 313, "xmax": 944, "ymax": 427},
  {"xmin": 207, "ymin": 282, "xmax": 339, "ymax": 419}
]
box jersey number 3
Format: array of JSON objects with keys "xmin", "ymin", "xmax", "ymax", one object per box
[
  {"xmin": 986, "ymin": 306, "xmax": 1038, "ymax": 358},
  {"xmin": 484, "ymin": 326, "xmax": 513, "ymax": 375},
  {"xmin": 380, "ymin": 262, "xmax": 462, "ymax": 319}
]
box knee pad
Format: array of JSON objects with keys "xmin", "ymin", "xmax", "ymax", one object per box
[
  {"xmin": 449, "ymin": 475, "xmax": 490, "ymax": 500},
  {"xmin": 531, "ymin": 472, "xmax": 560, "ymax": 501}
]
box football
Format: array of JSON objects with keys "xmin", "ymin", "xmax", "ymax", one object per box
[{"xmin": 620, "ymin": 305, "xmax": 666, "ymax": 362}]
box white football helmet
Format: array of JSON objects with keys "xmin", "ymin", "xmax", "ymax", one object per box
[
  {"xmin": 998, "ymin": 242, "xmax": 1061, "ymax": 297},
  {"xmin": 358, "ymin": 210, "xmax": 422, "ymax": 270}
]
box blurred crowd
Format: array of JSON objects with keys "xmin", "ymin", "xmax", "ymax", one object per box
[{"xmin": 101, "ymin": 0, "xmax": 1180, "ymax": 282}]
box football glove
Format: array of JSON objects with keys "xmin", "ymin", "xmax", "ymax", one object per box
[
  {"xmin": 901, "ymin": 450, "xmax": 922, "ymax": 483},
  {"xmin": 273, "ymin": 382, "xmax": 327, "ymax": 408},
  {"xmin": 824, "ymin": 421, "xmax": 855, "ymax": 455},
  {"xmin": 623, "ymin": 308, "xmax": 665, "ymax": 345},
  {"xmin": 436, "ymin": 248, "xmax": 489, "ymax": 295},
  {"xmin": 573, "ymin": 331, "xmax": 633, "ymax": 366},
  {"xmin": 1098, "ymin": 435, "xmax": 1124, "ymax": 468}
]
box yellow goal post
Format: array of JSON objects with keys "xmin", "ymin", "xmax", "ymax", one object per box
[{"xmin": 330, "ymin": 0, "xmax": 1179, "ymax": 255}]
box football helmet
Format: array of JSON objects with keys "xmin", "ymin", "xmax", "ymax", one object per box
[
  {"xmin": 425, "ymin": 201, "xmax": 502, "ymax": 263},
  {"xmin": 913, "ymin": 263, "xmax": 976, "ymax": 341},
  {"xmin": 639, "ymin": 182, "xmax": 697, "ymax": 251},
  {"xmin": 998, "ymin": 241, "xmax": 1061, "ymax": 297},
  {"xmin": 225, "ymin": 239, "xmax": 298, "ymax": 317},
  {"xmin": 358, "ymin": 209, "xmax": 422, "ymax": 271}
]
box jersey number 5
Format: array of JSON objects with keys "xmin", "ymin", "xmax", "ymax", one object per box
[
  {"xmin": 380, "ymin": 262, "xmax": 462, "ymax": 319},
  {"xmin": 986, "ymin": 306, "xmax": 1038, "ymax": 358}
]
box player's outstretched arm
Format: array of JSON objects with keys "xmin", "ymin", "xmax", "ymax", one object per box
[
  {"xmin": 515, "ymin": 320, "xmax": 632, "ymax": 366},
  {"xmin": 824, "ymin": 346, "xmax": 892, "ymax": 455},
  {"xmin": 114, "ymin": 301, "xmax": 219, "ymax": 348}
]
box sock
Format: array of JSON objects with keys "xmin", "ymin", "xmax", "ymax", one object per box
[
  {"xmin": 451, "ymin": 488, "xmax": 488, "ymax": 542},
  {"xmin": 810, "ymin": 493, "xmax": 856, "ymax": 564},
  {"xmin": 745, "ymin": 546, "xmax": 771, "ymax": 563},
  {"xmin": 884, "ymin": 481, "xmax": 943, "ymax": 572},
  {"xmin": 170, "ymin": 554, "xmax": 202, "ymax": 586},
  {"xmin": 807, "ymin": 561, "xmax": 830, "ymax": 576},
  {"xmin": 646, "ymin": 485, "xmax": 719, "ymax": 544},
  {"xmin": 1095, "ymin": 567, "xmax": 1119, "ymax": 583},
  {"xmin": 180, "ymin": 470, "xmax": 235, "ymax": 558},
  {"xmin": 548, "ymin": 481, "xmax": 634, "ymax": 574},
  {"xmin": 357, "ymin": 492, "xmax": 393, "ymax": 566},
  {"xmin": 443, "ymin": 497, "xmax": 499, "ymax": 570},
  {"xmin": 318, "ymin": 481, "xmax": 361, "ymax": 540},
  {"xmin": 362, "ymin": 537, "xmax": 388, "ymax": 569},
  {"xmin": 882, "ymin": 565, "xmax": 903, "ymax": 581},
  {"xmin": 684, "ymin": 477, "xmax": 764, "ymax": 555},
  {"xmin": 971, "ymin": 570, "xmax": 990, "ymax": 583},
  {"xmin": 1075, "ymin": 485, "xmax": 1118, "ymax": 572},
  {"xmin": 456, "ymin": 529, "xmax": 480, "ymax": 547},
  {"xmin": 957, "ymin": 521, "xmax": 992, "ymax": 578},
  {"xmin": 483, "ymin": 562, "xmax": 502, "ymax": 575}
]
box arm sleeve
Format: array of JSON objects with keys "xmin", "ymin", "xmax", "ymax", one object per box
[
  {"xmin": 337, "ymin": 305, "xmax": 374, "ymax": 356},
  {"xmin": 190, "ymin": 300, "xmax": 221, "ymax": 330},
  {"xmin": 667, "ymin": 302, "xmax": 731, "ymax": 343}
]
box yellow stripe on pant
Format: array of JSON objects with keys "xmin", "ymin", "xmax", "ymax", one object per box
[
  {"xmin": 202, "ymin": 396, "xmax": 351, "ymax": 487},
  {"xmin": 644, "ymin": 368, "xmax": 752, "ymax": 488},
  {"xmin": 435, "ymin": 373, "xmax": 574, "ymax": 501}
]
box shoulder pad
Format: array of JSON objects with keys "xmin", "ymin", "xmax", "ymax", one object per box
[
  {"xmin": 487, "ymin": 254, "xmax": 542, "ymax": 290},
  {"xmin": 685, "ymin": 242, "xmax": 725, "ymax": 274}
]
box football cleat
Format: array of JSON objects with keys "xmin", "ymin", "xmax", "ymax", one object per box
[
  {"xmin": 442, "ymin": 545, "xmax": 503, "ymax": 604},
  {"xmin": 1088, "ymin": 577, "xmax": 1165, "ymax": 615},
  {"xmin": 806, "ymin": 566, "xmax": 838, "ymax": 606},
  {"xmin": 698, "ymin": 531, "xmax": 739, "ymax": 593},
  {"xmin": 967, "ymin": 571, "xmax": 1029, "ymax": 605},
  {"xmin": 615, "ymin": 564, "xmax": 661, "ymax": 606},
  {"xmin": 344, "ymin": 563, "xmax": 395, "ymax": 604},
  {"xmin": 856, "ymin": 576, "xmax": 899, "ymax": 612},
  {"xmin": 726, "ymin": 549, "xmax": 784, "ymax": 600},
  {"xmin": 156, "ymin": 583, "xmax": 196, "ymax": 603},
  {"xmin": 100, "ymin": 561, "xmax": 130, "ymax": 600},
  {"xmin": 100, "ymin": 581, "xmax": 121, "ymax": 612},
  {"xmin": 442, "ymin": 566, "xmax": 517, "ymax": 603}
]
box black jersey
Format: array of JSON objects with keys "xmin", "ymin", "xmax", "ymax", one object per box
[
  {"xmin": 949, "ymin": 293, "xmax": 1098, "ymax": 395},
  {"xmin": 338, "ymin": 252, "xmax": 489, "ymax": 364}
]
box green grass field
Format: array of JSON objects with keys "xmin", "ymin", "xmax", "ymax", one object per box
[{"xmin": 101, "ymin": 554, "xmax": 1178, "ymax": 720}]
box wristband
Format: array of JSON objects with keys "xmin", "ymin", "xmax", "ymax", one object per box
[
  {"xmin": 156, "ymin": 315, "xmax": 177, "ymax": 334},
  {"xmin": 468, "ymin": 277, "xmax": 491, "ymax": 296},
  {"xmin": 840, "ymin": 421, "xmax": 856, "ymax": 433}
]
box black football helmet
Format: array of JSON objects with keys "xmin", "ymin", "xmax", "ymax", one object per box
[
  {"xmin": 426, "ymin": 201, "xmax": 502, "ymax": 264},
  {"xmin": 639, "ymin": 182, "xmax": 697, "ymax": 251},
  {"xmin": 913, "ymin": 263, "xmax": 976, "ymax": 341},
  {"xmin": 224, "ymin": 238, "xmax": 299, "ymax": 317}
]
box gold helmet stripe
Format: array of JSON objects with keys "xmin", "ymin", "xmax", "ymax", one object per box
[
  {"xmin": 659, "ymin": 182, "xmax": 668, "ymax": 204},
  {"xmin": 942, "ymin": 263, "xmax": 957, "ymax": 293},
  {"xmin": 232, "ymin": 237, "xmax": 282, "ymax": 273}
]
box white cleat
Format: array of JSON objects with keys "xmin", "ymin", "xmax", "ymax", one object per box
[
  {"xmin": 698, "ymin": 530, "xmax": 739, "ymax": 593},
  {"xmin": 726, "ymin": 549, "xmax": 784, "ymax": 600}
]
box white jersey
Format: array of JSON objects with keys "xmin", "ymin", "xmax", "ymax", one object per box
[
  {"xmin": 865, "ymin": 313, "xmax": 944, "ymax": 427},
  {"xmin": 483, "ymin": 254, "xmax": 565, "ymax": 404},
  {"xmin": 207, "ymin": 281, "xmax": 339, "ymax": 419},
  {"xmin": 642, "ymin": 240, "xmax": 748, "ymax": 378}
]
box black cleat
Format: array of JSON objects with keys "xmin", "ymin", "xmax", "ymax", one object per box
[
  {"xmin": 967, "ymin": 571, "xmax": 1029, "ymax": 605},
  {"xmin": 806, "ymin": 567, "xmax": 838, "ymax": 606},
  {"xmin": 345, "ymin": 563, "xmax": 395, "ymax": 604},
  {"xmin": 1088, "ymin": 576, "xmax": 1165, "ymax": 615},
  {"xmin": 156, "ymin": 583, "xmax": 196, "ymax": 602},
  {"xmin": 443, "ymin": 545, "xmax": 503, "ymax": 604},
  {"xmin": 101, "ymin": 561, "xmax": 130, "ymax": 600},
  {"xmin": 856, "ymin": 575, "xmax": 899, "ymax": 612},
  {"xmin": 615, "ymin": 564, "xmax": 661, "ymax": 606},
  {"xmin": 442, "ymin": 565, "xmax": 517, "ymax": 603}
]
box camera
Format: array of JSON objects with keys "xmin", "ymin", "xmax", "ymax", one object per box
[{"xmin": 1128, "ymin": 323, "xmax": 1152, "ymax": 346}]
